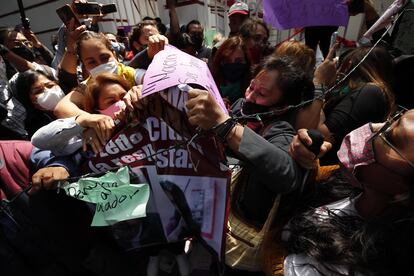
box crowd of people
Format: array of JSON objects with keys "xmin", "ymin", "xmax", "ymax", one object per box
[{"xmin": 1, "ymin": 0, "xmax": 414, "ymax": 275}]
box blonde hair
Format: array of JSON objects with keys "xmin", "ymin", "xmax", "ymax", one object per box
[
  {"xmin": 274, "ymin": 41, "xmax": 316, "ymax": 76},
  {"xmin": 84, "ymin": 73, "xmax": 131, "ymax": 113}
]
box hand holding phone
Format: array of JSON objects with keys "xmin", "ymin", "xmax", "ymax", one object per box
[
  {"xmin": 74, "ymin": 2, "xmax": 101, "ymax": 16},
  {"xmin": 74, "ymin": 2, "xmax": 117, "ymax": 16},
  {"xmin": 56, "ymin": 4, "xmax": 81, "ymax": 27},
  {"xmin": 101, "ymin": 3, "xmax": 117, "ymax": 15}
]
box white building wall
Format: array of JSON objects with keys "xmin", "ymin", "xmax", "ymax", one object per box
[{"xmin": 0, "ymin": 0, "xmax": 399, "ymax": 49}]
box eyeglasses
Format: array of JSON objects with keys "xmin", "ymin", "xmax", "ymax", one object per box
[
  {"xmin": 13, "ymin": 39, "xmax": 33, "ymax": 48},
  {"xmin": 370, "ymin": 107, "xmax": 414, "ymax": 169}
]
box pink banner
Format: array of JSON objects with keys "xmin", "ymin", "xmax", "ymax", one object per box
[
  {"xmin": 263, "ymin": 0, "xmax": 349, "ymax": 30},
  {"xmin": 142, "ymin": 45, "xmax": 228, "ymax": 113}
]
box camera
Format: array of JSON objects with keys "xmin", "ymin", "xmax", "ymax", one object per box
[{"xmin": 74, "ymin": 2, "xmax": 117, "ymax": 16}]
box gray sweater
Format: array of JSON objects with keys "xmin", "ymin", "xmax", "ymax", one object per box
[{"xmin": 232, "ymin": 120, "xmax": 303, "ymax": 226}]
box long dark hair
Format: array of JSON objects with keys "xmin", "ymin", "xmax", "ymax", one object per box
[
  {"xmin": 285, "ymin": 170, "xmax": 414, "ymax": 276},
  {"xmin": 13, "ymin": 69, "xmax": 57, "ymax": 109},
  {"xmin": 12, "ymin": 69, "xmax": 57, "ymax": 138},
  {"xmin": 329, "ymin": 46, "xmax": 395, "ymax": 117}
]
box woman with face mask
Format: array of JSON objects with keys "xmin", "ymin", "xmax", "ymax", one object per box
[
  {"xmin": 31, "ymin": 73, "xmax": 130, "ymax": 156},
  {"xmin": 12, "ymin": 70, "xmax": 65, "ymax": 138},
  {"xmin": 211, "ymin": 36, "xmax": 250, "ymax": 106},
  {"xmin": 75, "ymin": 31, "xmax": 145, "ymax": 85},
  {"xmin": 284, "ymin": 109, "xmax": 414, "ymax": 275},
  {"xmin": 54, "ymin": 25, "xmax": 168, "ymax": 148},
  {"xmin": 0, "ymin": 27, "xmax": 54, "ymax": 79},
  {"xmin": 239, "ymin": 19, "xmax": 271, "ymax": 69},
  {"xmin": 105, "ymin": 32, "xmax": 126, "ymax": 62},
  {"xmin": 186, "ymin": 56, "xmax": 314, "ymax": 272}
]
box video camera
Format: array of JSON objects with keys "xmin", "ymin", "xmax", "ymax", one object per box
[{"xmin": 74, "ymin": 1, "xmax": 117, "ymax": 16}]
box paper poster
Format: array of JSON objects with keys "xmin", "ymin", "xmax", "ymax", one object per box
[
  {"xmin": 85, "ymin": 87, "xmax": 230, "ymax": 258},
  {"xmin": 263, "ymin": 0, "xmax": 349, "ymax": 30},
  {"xmin": 64, "ymin": 167, "xmax": 150, "ymax": 226},
  {"xmin": 64, "ymin": 48, "xmax": 230, "ymax": 259}
]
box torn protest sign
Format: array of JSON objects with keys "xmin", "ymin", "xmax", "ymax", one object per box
[{"xmin": 83, "ymin": 47, "xmax": 229, "ymax": 258}]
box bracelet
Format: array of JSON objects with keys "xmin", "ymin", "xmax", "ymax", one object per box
[
  {"xmin": 212, "ymin": 117, "xmax": 238, "ymax": 142},
  {"xmin": 314, "ymin": 84, "xmax": 326, "ymax": 99}
]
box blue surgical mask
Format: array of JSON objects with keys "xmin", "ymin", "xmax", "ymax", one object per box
[{"xmin": 111, "ymin": 41, "xmax": 125, "ymax": 54}]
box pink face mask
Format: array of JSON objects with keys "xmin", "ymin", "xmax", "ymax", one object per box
[
  {"xmin": 337, "ymin": 123, "xmax": 376, "ymax": 175},
  {"xmin": 98, "ymin": 100, "xmax": 126, "ymax": 119}
]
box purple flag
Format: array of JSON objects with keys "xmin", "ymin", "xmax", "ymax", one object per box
[{"xmin": 263, "ymin": 0, "xmax": 349, "ymax": 30}]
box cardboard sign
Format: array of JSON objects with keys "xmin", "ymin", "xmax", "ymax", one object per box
[{"xmin": 142, "ymin": 45, "xmax": 228, "ymax": 114}]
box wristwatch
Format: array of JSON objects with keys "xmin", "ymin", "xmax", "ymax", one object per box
[{"xmin": 213, "ymin": 117, "xmax": 238, "ymax": 142}]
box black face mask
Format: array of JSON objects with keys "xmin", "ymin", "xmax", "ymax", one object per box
[
  {"xmin": 11, "ymin": 46, "xmax": 35, "ymax": 62},
  {"xmin": 241, "ymin": 101, "xmax": 270, "ymax": 115},
  {"xmin": 190, "ymin": 34, "xmax": 203, "ymax": 49},
  {"xmin": 220, "ymin": 63, "xmax": 249, "ymax": 83}
]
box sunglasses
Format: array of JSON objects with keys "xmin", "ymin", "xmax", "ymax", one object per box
[{"xmin": 370, "ymin": 107, "xmax": 414, "ymax": 169}]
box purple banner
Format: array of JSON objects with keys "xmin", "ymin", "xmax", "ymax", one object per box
[{"xmin": 263, "ymin": 0, "xmax": 349, "ymax": 30}]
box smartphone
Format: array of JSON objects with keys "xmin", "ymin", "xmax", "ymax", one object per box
[
  {"xmin": 56, "ymin": 4, "xmax": 81, "ymax": 27},
  {"xmin": 74, "ymin": 2, "xmax": 101, "ymax": 16},
  {"xmin": 101, "ymin": 3, "xmax": 117, "ymax": 15}
]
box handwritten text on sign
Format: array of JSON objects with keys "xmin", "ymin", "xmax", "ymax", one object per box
[
  {"xmin": 263, "ymin": 0, "xmax": 349, "ymax": 30},
  {"xmin": 64, "ymin": 167, "xmax": 150, "ymax": 226},
  {"xmin": 142, "ymin": 45, "xmax": 228, "ymax": 114}
]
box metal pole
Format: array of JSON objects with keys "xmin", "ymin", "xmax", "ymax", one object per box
[
  {"xmin": 129, "ymin": 0, "xmax": 137, "ymax": 25},
  {"xmin": 16, "ymin": 0, "xmax": 30, "ymax": 29},
  {"xmin": 122, "ymin": 0, "xmax": 130, "ymax": 26}
]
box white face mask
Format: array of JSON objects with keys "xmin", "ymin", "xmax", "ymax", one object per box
[
  {"xmin": 89, "ymin": 60, "xmax": 118, "ymax": 78},
  {"xmin": 36, "ymin": 86, "xmax": 65, "ymax": 111}
]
